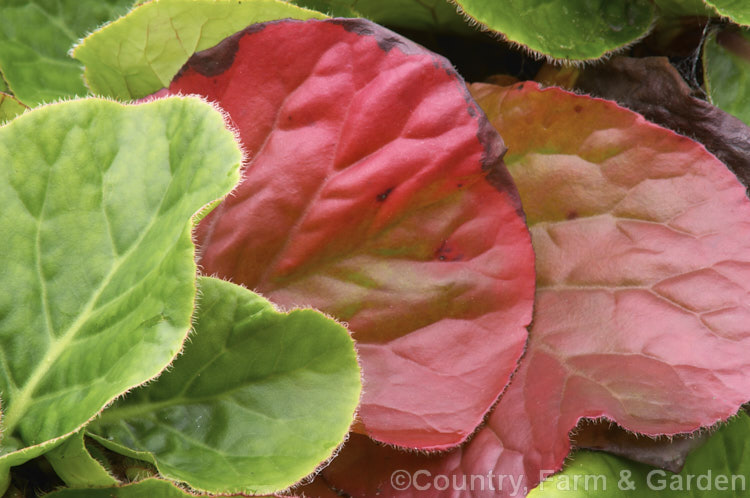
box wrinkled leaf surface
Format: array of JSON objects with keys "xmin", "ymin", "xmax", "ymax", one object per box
[
  {"xmin": 164, "ymin": 18, "xmax": 535, "ymax": 450},
  {"xmin": 73, "ymin": 0, "xmax": 326, "ymax": 100},
  {"xmin": 316, "ymin": 82, "xmax": 750, "ymax": 496},
  {"xmin": 576, "ymin": 56, "xmax": 750, "ymax": 192},
  {"xmin": 0, "ymin": 97, "xmax": 241, "ymax": 476},
  {"xmin": 88, "ymin": 276, "xmax": 360, "ymax": 494}
]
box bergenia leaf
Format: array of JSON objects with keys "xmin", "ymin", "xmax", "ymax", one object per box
[
  {"xmin": 72, "ymin": 0, "xmax": 327, "ymax": 101},
  {"xmin": 0, "ymin": 97, "xmax": 242, "ymax": 485},
  {"xmin": 703, "ymin": 27, "xmax": 750, "ymax": 127},
  {"xmin": 0, "ymin": 92, "xmax": 26, "ymax": 124},
  {"xmin": 314, "ymin": 82, "xmax": 750, "ymax": 496},
  {"xmin": 451, "ymin": 0, "xmax": 655, "ymax": 60},
  {"xmin": 44, "ymin": 431, "xmax": 119, "ymax": 488},
  {"xmin": 289, "ymin": 0, "xmax": 362, "ymax": 17},
  {"xmin": 572, "ymin": 419, "xmax": 709, "ymax": 473},
  {"xmin": 0, "ymin": 0, "xmax": 133, "ymax": 106},
  {"xmin": 704, "ymin": 0, "xmax": 750, "ymax": 25},
  {"xmin": 87, "ymin": 276, "xmax": 361, "ymax": 495},
  {"xmin": 44, "ymin": 477, "xmax": 287, "ymax": 497},
  {"xmin": 576, "ymin": 56, "xmax": 750, "ymax": 190},
  {"xmin": 291, "ymin": 0, "xmax": 473, "ymax": 33},
  {"xmin": 653, "ymin": 0, "xmax": 715, "ymax": 16},
  {"xmin": 162, "ymin": 18, "xmax": 535, "ymax": 450},
  {"xmin": 529, "ymin": 412, "xmax": 750, "ymax": 497}
]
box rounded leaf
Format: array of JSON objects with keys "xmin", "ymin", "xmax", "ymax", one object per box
[
  {"xmin": 89, "ymin": 277, "xmax": 361, "ymax": 494},
  {"xmin": 452, "ymin": 0, "xmax": 655, "ymax": 60},
  {"xmin": 314, "ymin": 82, "xmax": 750, "ymax": 497},
  {"xmin": 163, "ymin": 18, "xmax": 535, "ymax": 449},
  {"xmin": 704, "ymin": 0, "xmax": 750, "ymax": 25},
  {"xmin": 0, "ymin": 97, "xmax": 242, "ymax": 451},
  {"xmin": 72, "ymin": 0, "xmax": 327, "ymax": 100}
]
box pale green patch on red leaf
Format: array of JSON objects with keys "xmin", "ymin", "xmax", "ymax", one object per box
[
  {"xmin": 161, "ymin": 18, "xmax": 535, "ymax": 450},
  {"xmin": 311, "ymin": 82, "xmax": 750, "ymax": 497}
]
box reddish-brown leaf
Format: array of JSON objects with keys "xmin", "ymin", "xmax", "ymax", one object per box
[
  {"xmin": 162, "ymin": 19, "xmax": 535, "ymax": 450},
  {"xmin": 575, "ymin": 56, "xmax": 750, "ymax": 192},
  {"xmin": 315, "ymin": 82, "xmax": 750, "ymax": 497}
]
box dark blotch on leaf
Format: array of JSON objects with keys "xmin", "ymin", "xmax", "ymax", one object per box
[
  {"xmin": 376, "ymin": 187, "xmax": 393, "ymax": 202},
  {"xmin": 330, "ymin": 18, "xmax": 412, "ymax": 54},
  {"xmin": 182, "ymin": 23, "xmax": 268, "ymax": 78},
  {"xmin": 435, "ymin": 240, "xmax": 463, "ymax": 262}
]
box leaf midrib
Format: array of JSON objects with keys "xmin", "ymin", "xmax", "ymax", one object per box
[{"xmin": 3, "ymin": 158, "xmax": 176, "ymax": 437}]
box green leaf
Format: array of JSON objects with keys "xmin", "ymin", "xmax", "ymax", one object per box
[
  {"xmin": 87, "ymin": 276, "xmax": 361, "ymax": 495},
  {"xmin": 0, "ymin": 92, "xmax": 27, "ymax": 124},
  {"xmin": 529, "ymin": 412, "xmax": 750, "ymax": 497},
  {"xmin": 290, "ymin": 0, "xmax": 473, "ymax": 33},
  {"xmin": 288, "ymin": 0, "xmax": 362, "ymax": 17},
  {"xmin": 452, "ymin": 0, "xmax": 656, "ymax": 60},
  {"xmin": 0, "ymin": 440, "xmax": 62, "ymax": 496},
  {"xmin": 45, "ymin": 431, "xmax": 119, "ymax": 488},
  {"xmin": 653, "ymin": 0, "xmax": 715, "ymax": 16},
  {"xmin": 0, "ymin": 97, "xmax": 242, "ymax": 474},
  {"xmin": 44, "ymin": 477, "xmax": 280, "ymax": 497},
  {"xmin": 72, "ymin": 0, "xmax": 327, "ymax": 100},
  {"xmin": 703, "ymin": 27, "xmax": 750, "ymax": 126},
  {"xmin": 0, "ymin": 0, "xmax": 134, "ymax": 106},
  {"xmin": 704, "ymin": 0, "xmax": 750, "ymax": 25}
]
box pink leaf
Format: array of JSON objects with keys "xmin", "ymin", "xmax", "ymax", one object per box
[
  {"xmin": 162, "ymin": 19, "xmax": 535, "ymax": 450},
  {"xmin": 314, "ymin": 82, "xmax": 750, "ymax": 496}
]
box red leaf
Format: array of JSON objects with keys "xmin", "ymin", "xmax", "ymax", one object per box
[
  {"xmin": 163, "ymin": 19, "xmax": 535, "ymax": 450},
  {"xmin": 315, "ymin": 82, "xmax": 750, "ymax": 496}
]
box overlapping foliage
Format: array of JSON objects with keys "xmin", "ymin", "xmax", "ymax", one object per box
[{"xmin": 2, "ymin": 0, "xmax": 750, "ymax": 497}]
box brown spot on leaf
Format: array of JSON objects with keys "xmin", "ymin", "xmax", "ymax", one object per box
[
  {"xmin": 183, "ymin": 23, "xmax": 267, "ymax": 78},
  {"xmin": 376, "ymin": 187, "xmax": 394, "ymax": 202},
  {"xmin": 434, "ymin": 240, "xmax": 463, "ymax": 262}
]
